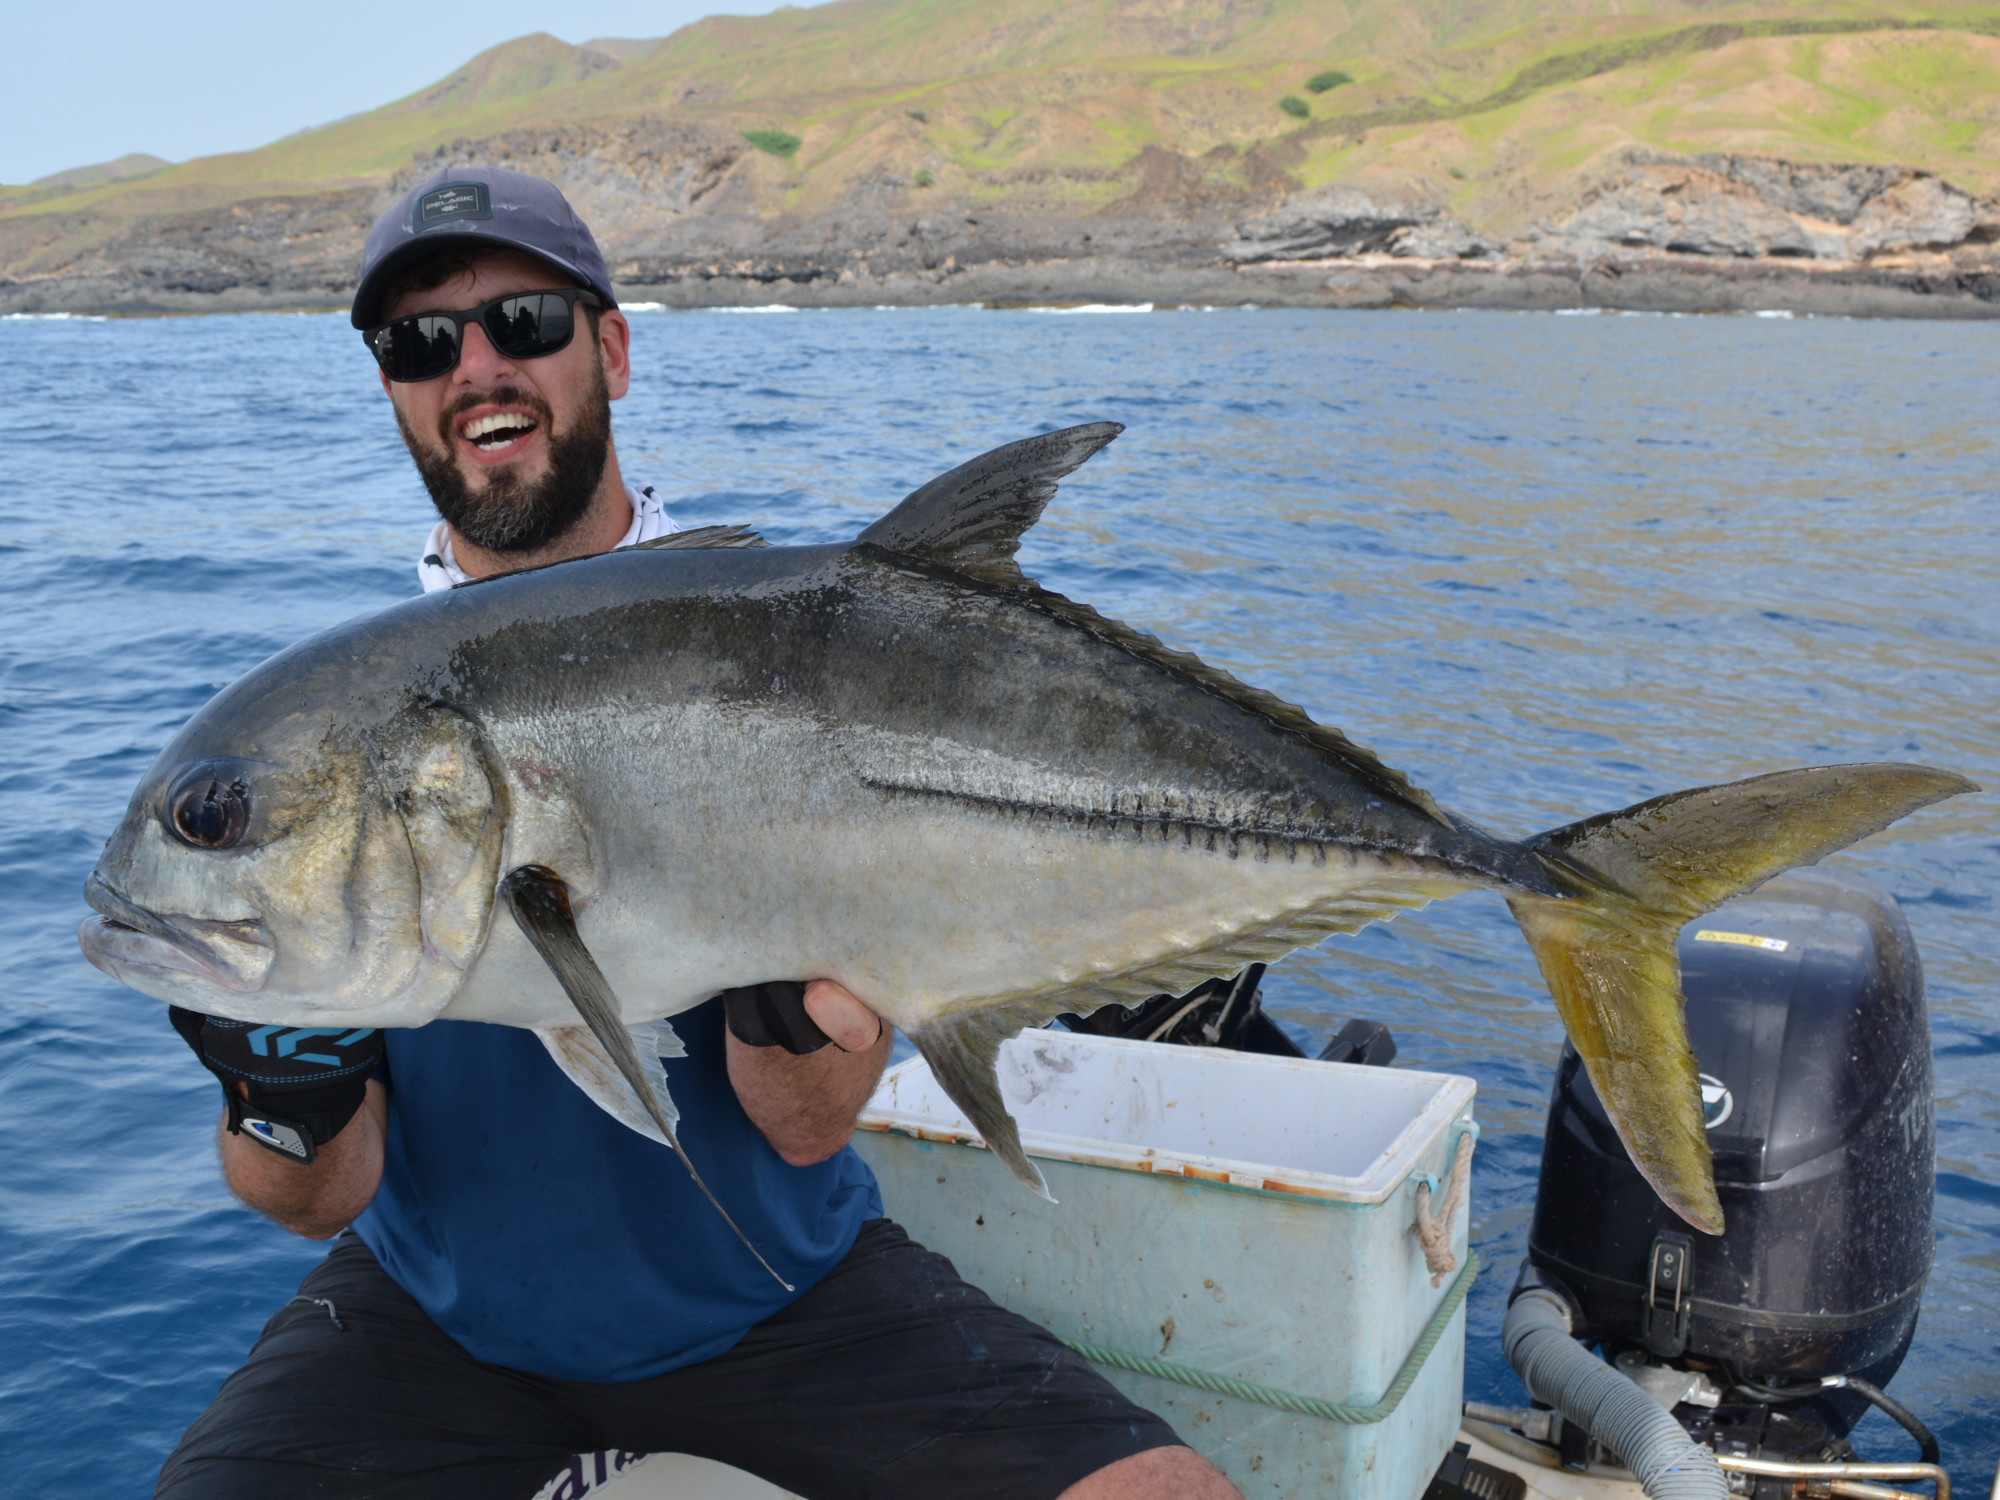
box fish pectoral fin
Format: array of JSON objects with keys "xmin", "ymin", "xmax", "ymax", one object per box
[
  {"xmin": 855, "ymin": 423, "xmax": 1122, "ymax": 587},
  {"xmin": 497, "ymin": 865, "xmax": 793, "ymax": 1291},
  {"xmin": 909, "ymin": 998, "xmax": 1076, "ymax": 1203},
  {"xmin": 497, "ymin": 867, "xmax": 662, "ymax": 1122},
  {"xmin": 535, "ymin": 1020, "xmax": 685, "ymax": 1146}
]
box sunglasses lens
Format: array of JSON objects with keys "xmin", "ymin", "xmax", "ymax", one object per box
[
  {"xmin": 367, "ymin": 292, "xmax": 583, "ymax": 380},
  {"xmin": 374, "ymin": 315, "xmax": 461, "ymax": 382},
  {"xmin": 486, "ymin": 294, "xmax": 575, "ymax": 359}
]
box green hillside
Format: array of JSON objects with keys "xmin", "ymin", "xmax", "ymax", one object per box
[{"xmin": 5, "ymin": 0, "xmax": 1999, "ymax": 284}]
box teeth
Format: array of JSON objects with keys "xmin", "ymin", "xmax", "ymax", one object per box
[{"xmin": 461, "ymin": 412, "xmax": 537, "ymax": 442}]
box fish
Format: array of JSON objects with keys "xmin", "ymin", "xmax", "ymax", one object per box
[{"xmin": 79, "ymin": 422, "xmax": 1974, "ymax": 1243}]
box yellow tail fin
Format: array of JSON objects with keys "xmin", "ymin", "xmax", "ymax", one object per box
[{"xmin": 1510, "ymin": 763, "xmax": 1975, "ymax": 1235}]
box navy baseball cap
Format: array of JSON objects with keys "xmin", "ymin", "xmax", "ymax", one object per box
[{"xmin": 350, "ymin": 166, "xmax": 617, "ymax": 329}]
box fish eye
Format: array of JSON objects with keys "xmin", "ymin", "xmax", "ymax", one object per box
[{"xmin": 168, "ymin": 773, "xmax": 251, "ymax": 850}]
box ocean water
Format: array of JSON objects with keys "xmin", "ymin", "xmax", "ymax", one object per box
[{"xmin": 1, "ymin": 305, "xmax": 1993, "ymax": 1494}]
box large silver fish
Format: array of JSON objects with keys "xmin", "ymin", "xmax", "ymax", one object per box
[{"xmin": 80, "ymin": 424, "xmax": 1972, "ymax": 1241}]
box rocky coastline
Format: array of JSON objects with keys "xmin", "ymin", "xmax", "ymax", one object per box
[
  {"xmin": 5, "ymin": 139, "xmax": 1996, "ymax": 321},
  {"xmin": 613, "ymin": 249, "xmax": 2000, "ymax": 320}
]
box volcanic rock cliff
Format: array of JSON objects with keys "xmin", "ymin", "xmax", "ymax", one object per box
[{"xmin": 7, "ymin": 3, "xmax": 2000, "ymax": 318}]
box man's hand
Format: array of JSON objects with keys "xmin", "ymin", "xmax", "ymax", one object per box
[
  {"xmin": 172, "ymin": 1007, "xmax": 389, "ymax": 1237},
  {"xmin": 722, "ymin": 981, "xmax": 883, "ymax": 1056},
  {"xmin": 800, "ymin": 983, "xmax": 884, "ymax": 1052},
  {"xmin": 217, "ymin": 1080, "xmax": 388, "ymax": 1240},
  {"xmin": 725, "ymin": 980, "xmax": 891, "ymax": 1166},
  {"xmin": 170, "ymin": 1007, "xmax": 381, "ymax": 1162}
]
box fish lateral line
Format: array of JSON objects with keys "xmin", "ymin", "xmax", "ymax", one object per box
[
  {"xmin": 860, "ymin": 776, "xmax": 1354, "ymax": 860},
  {"xmin": 857, "ymin": 777, "xmax": 1527, "ymax": 879},
  {"xmin": 496, "ymin": 864, "xmax": 795, "ymax": 1292}
]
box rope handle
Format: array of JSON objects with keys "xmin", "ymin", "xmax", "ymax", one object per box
[
  {"xmin": 1414, "ymin": 1125, "xmax": 1477, "ymax": 1287},
  {"xmin": 1064, "ymin": 1250, "xmax": 1481, "ymax": 1426}
]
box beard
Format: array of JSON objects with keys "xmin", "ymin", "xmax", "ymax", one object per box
[{"xmin": 398, "ymin": 360, "xmax": 613, "ymax": 555}]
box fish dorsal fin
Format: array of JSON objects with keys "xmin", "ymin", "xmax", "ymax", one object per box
[
  {"xmin": 632, "ymin": 523, "xmax": 770, "ymax": 551},
  {"xmin": 632, "ymin": 524, "xmax": 770, "ymax": 551},
  {"xmin": 856, "ymin": 422, "xmax": 1123, "ymax": 586}
]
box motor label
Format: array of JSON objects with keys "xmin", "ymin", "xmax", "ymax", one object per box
[{"xmin": 1699, "ymin": 1074, "xmax": 1734, "ymax": 1130}]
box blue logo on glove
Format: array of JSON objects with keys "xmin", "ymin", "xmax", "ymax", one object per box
[{"xmin": 245, "ymin": 1026, "xmax": 377, "ymax": 1069}]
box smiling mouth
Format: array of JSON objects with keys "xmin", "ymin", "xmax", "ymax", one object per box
[{"xmin": 460, "ymin": 411, "xmax": 540, "ymax": 452}]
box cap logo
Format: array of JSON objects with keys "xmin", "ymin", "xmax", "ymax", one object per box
[{"xmin": 417, "ymin": 182, "xmax": 492, "ymax": 229}]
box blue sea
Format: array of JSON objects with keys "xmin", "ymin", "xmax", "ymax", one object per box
[{"xmin": 2, "ymin": 304, "xmax": 1994, "ymax": 1493}]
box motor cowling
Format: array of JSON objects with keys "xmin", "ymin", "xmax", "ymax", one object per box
[{"xmin": 1525, "ymin": 868, "xmax": 1934, "ymax": 1439}]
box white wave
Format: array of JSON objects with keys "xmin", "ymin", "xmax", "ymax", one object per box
[
  {"xmin": 2, "ymin": 311, "xmax": 108, "ymax": 321},
  {"xmin": 1025, "ymin": 303, "xmax": 1154, "ymax": 314},
  {"xmin": 1753, "ymin": 309, "xmax": 1795, "ymax": 319},
  {"xmin": 621, "ymin": 301, "xmax": 668, "ymax": 313},
  {"xmin": 702, "ymin": 304, "xmax": 802, "ymax": 314}
]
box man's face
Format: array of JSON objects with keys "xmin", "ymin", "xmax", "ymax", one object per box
[{"xmin": 379, "ymin": 249, "xmax": 632, "ymax": 554}]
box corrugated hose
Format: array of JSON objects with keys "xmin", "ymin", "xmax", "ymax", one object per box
[{"xmin": 1502, "ymin": 1285, "xmax": 1727, "ymax": 1500}]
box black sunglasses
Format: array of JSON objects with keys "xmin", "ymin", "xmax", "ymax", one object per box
[{"xmin": 362, "ymin": 288, "xmax": 606, "ymax": 383}]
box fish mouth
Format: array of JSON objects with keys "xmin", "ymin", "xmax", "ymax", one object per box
[{"xmin": 79, "ymin": 872, "xmax": 275, "ymax": 994}]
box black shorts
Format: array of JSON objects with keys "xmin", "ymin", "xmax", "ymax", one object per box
[{"xmin": 156, "ymin": 1219, "xmax": 1182, "ymax": 1500}]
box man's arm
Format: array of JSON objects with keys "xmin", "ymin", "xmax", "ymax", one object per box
[
  {"xmin": 219, "ymin": 1080, "xmax": 389, "ymax": 1239},
  {"xmin": 728, "ymin": 981, "xmax": 891, "ymax": 1166}
]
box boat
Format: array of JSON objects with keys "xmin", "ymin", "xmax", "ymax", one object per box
[{"xmin": 559, "ymin": 868, "xmax": 1956, "ymax": 1500}]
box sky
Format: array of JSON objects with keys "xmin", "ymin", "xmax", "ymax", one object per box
[{"xmin": 5, "ymin": 0, "xmax": 796, "ymax": 186}]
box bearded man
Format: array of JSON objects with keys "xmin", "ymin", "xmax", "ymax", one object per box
[{"xmin": 155, "ymin": 166, "xmax": 1241, "ymax": 1500}]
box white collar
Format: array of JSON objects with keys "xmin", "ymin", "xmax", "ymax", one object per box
[{"xmin": 417, "ymin": 485, "xmax": 678, "ymax": 594}]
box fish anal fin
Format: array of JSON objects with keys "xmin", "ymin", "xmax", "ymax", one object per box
[
  {"xmin": 909, "ymin": 998, "xmax": 1071, "ymax": 1201},
  {"xmin": 856, "ymin": 423, "xmax": 1122, "ymax": 587},
  {"xmin": 1041, "ymin": 884, "xmax": 1457, "ymax": 1017},
  {"xmin": 908, "ymin": 882, "xmax": 1463, "ymax": 1198},
  {"xmin": 631, "ymin": 524, "xmax": 770, "ymax": 551}
]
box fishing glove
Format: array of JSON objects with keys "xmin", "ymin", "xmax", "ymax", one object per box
[
  {"xmin": 721, "ymin": 981, "xmax": 834, "ymax": 1055},
  {"xmin": 169, "ymin": 1006, "xmax": 382, "ymax": 1164}
]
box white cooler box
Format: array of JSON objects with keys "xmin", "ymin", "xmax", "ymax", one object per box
[{"xmin": 852, "ymin": 1029, "xmax": 1479, "ymax": 1500}]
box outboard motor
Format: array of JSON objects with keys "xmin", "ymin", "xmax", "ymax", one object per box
[{"xmin": 1522, "ymin": 868, "xmax": 1938, "ymax": 1467}]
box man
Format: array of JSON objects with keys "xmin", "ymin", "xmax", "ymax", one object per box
[{"xmin": 157, "ymin": 166, "xmax": 1241, "ymax": 1500}]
